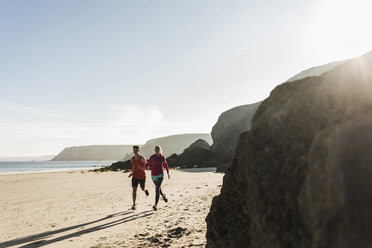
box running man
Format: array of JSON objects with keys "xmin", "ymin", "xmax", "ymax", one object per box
[
  {"xmin": 147, "ymin": 145, "xmax": 170, "ymax": 211},
  {"xmin": 128, "ymin": 145, "xmax": 149, "ymax": 210}
]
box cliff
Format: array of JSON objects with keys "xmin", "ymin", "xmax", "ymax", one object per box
[
  {"xmin": 209, "ymin": 57, "xmax": 349, "ymax": 165},
  {"xmin": 166, "ymin": 139, "xmax": 216, "ymax": 168},
  {"xmin": 206, "ymin": 51, "xmax": 372, "ymax": 247},
  {"xmin": 210, "ymin": 102, "xmax": 261, "ymax": 163},
  {"xmin": 51, "ymin": 145, "xmax": 133, "ymax": 161},
  {"xmin": 52, "ymin": 133, "xmax": 212, "ymax": 161}
]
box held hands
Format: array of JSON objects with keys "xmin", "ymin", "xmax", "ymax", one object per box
[{"xmin": 128, "ymin": 173, "xmax": 133, "ymax": 178}]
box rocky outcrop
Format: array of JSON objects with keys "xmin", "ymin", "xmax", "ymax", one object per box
[
  {"xmin": 215, "ymin": 163, "xmax": 230, "ymax": 173},
  {"xmin": 287, "ymin": 61, "xmax": 343, "ymax": 82},
  {"xmin": 166, "ymin": 139, "xmax": 217, "ymax": 168},
  {"xmin": 300, "ymin": 116, "xmax": 372, "ymax": 248},
  {"xmin": 210, "ymin": 102, "xmax": 261, "ymax": 163},
  {"xmin": 183, "ymin": 139, "xmax": 210, "ymax": 152},
  {"xmin": 209, "ymin": 57, "xmax": 351, "ymax": 165},
  {"xmin": 206, "ymin": 51, "xmax": 372, "ymax": 247},
  {"xmin": 95, "ymin": 159, "xmax": 132, "ymax": 172}
]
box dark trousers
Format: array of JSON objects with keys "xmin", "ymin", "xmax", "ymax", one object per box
[{"xmin": 152, "ymin": 177, "xmax": 164, "ymax": 205}]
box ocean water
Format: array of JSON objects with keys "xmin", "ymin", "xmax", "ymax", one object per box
[{"xmin": 0, "ymin": 161, "xmax": 114, "ymax": 174}]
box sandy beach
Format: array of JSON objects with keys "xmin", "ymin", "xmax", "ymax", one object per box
[{"xmin": 0, "ymin": 168, "xmax": 223, "ymax": 248}]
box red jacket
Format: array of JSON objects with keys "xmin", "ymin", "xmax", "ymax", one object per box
[{"xmin": 147, "ymin": 154, "xmax": 169, "ymax": 176}]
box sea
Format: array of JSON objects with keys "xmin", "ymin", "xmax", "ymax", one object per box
[{"xmin": 0, "ymin": 161, "xmax": 114, "ymax": 174}]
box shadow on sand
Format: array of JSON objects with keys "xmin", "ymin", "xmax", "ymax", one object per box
[{"xmin": 0, "ymin": 210, "xmax": 153, "ymax": 248}]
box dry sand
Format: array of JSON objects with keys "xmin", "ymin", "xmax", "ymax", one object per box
[{"xmin": 0, "ymin": 168, "xmax": 223, "ymax": 248}]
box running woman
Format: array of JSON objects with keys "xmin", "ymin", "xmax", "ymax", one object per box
[
  {"xmin": 128, "ymin": 145, "xmax": 149, "ymax": 210},
  {"xmin": 147, "ymin": 145, "xmax": 170, "ymax": 211}
]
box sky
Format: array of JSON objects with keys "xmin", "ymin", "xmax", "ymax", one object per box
[{"xmin": 1, "ymin": 0, "xmax": 372, "ymax": 156}]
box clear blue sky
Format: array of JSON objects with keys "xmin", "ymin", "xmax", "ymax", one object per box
[{"xmin": 1, "ymin": 0, "xmax": 371, "ymax": 156}]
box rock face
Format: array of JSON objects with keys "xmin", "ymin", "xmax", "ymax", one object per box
[
  {"xmin": 210, "ymin": 102, "xmax": 261, "ymax": 163},
  {"xmin": 209, "ymin": 58, "xmax": 348, "ymax": 165},
  {"xmin": 300, "ymin": 116, "xmax": 372, "ymax": 248},
  {"xmin": 215, "ymin": 163, "xmax": 230, "ymax": 173},
  {"xmin": 166, "ymin": 139, "xmax": 216, "ymax": 168},
  {"xmin": 287, "ymin": 60, "xmax": 343, "ymax": 82},
  {"xmin": 206, "ymin": 51, "xmax": 372, "ymax": 248},
  {"xmin": 106, "ymin": 159, "xmax": 132, "ymax": 171},
  {"xmin": 183, "ymin": 139, "xmax": 211, "ymax": 152}
]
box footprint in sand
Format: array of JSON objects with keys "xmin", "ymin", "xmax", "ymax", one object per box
[
  {"xmin": 148, "ymin": 237, "xmax": 160, "ymax": 243},
  {"xmin": 167, "ymin": 227, "xmax": 187, "ymax": 238},
  {"xmin": 139, "ymin": 232, "xmax": 150, "ymax": 237}
]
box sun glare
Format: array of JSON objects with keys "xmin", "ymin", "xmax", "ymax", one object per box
[{"xmin": 303, "ymin": 0, "xmax": 372, "ymax": 62}]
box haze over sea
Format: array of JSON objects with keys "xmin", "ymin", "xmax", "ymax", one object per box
[{"xmin": 0, "ymin": 161, "xmax": 111, "ymax": 174}]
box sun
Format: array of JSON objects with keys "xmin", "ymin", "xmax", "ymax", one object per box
[{"xmin": 302, "ymin": 0, "xmax": 372, "ymax": 62}]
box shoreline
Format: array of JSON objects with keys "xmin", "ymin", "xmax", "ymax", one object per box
[
  {"xmin": 0, "ymin": 166, "xmax": 218, "ymax": 176},
  {"xmin": 0, "ymin": 161, "xmax": 113, "ymax": 175},
  {"xmin": 0, "ymin": 167, "xmax": 100, "ymax": 176},
  {"xmin": 0, "ymin": 167, "xmax": 101, "ymax": 176}
]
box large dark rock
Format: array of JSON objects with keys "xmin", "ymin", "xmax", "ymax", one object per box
[
  {"xmin": 183, "ymin": 139, "xmax": 211, "ymax": 152},
  {"xmin": 300, "ymin": 116, "xmax": 372, "ymax": 248},
  {"xmin": 166, "ymin": 139, "xmax": 215, "ymax": 168},
  {"xmin": 209, "ymin": 58, "xmax": 347, "ymax": 165},
  {"xmin": 210, "ymin": 102, "xmax": 261, "ymax": 163},
  {"xmin": 206, "ymin": 51, "xmax": 372, "ymax": 248},
  {"xmin": 108, "ymin": 160, "xmax": 132, "ymax": 170},
  {"xmin": 92, "ymin": 159, "xmax": 132, "ymax": 172},
  {"xmin": 215, "ymin": 163, "xmax": 230, "ymax": 173}
]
